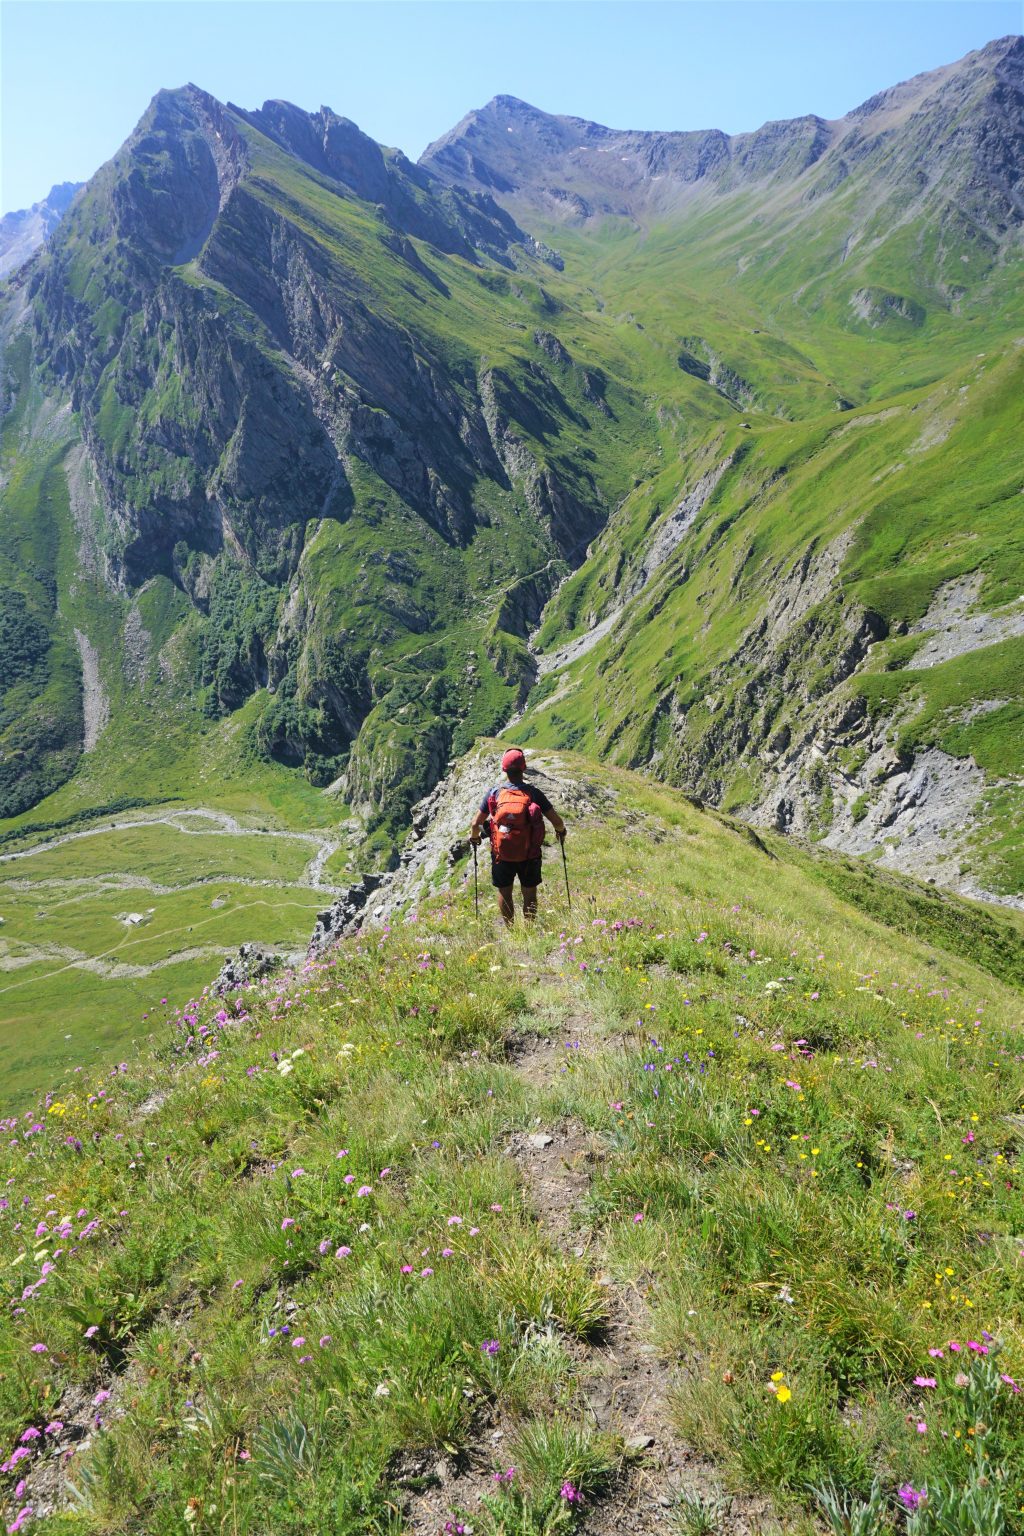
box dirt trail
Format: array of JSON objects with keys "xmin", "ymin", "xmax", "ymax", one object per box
[
  {"xmin": 508, "ymin": 964, "xmax": 768, "ymax": 1535},
  {"xmin": 405, "ymin": 954, "xmax": 768, "ymax": 1536}
]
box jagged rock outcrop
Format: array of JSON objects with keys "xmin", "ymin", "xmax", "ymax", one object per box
[
  {"xmin": 213, "ymin": 942, "xmax": 283, "ymax": 992},
  {"xmin": 308, "ymin": 872, "xmax": 385, "ymax": 956}
]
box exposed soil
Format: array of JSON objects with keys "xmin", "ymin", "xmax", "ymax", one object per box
[{"xmin": 409, "ymin": 958, "xmax": 775, "ymax": 1535}]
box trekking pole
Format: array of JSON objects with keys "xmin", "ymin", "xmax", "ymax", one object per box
[
  {"xmin": 559, "ymin": 834, "xmax": 572, "ymax": 915},
  {"xmin": 472, "ymin": 838, "xmax": 479, "ymax": 919}
]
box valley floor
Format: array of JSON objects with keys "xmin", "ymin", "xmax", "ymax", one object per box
[{"xmin": 0, "ymin": 806, "xmax": 350, "ymax": 1111}]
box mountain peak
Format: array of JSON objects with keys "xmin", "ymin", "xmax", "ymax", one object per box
[
  {"xmin": 487, "ymin": 93, "xmax": 540, "ymax": 113},
  {"xmin": 421, "ymin": 36, "xmax": 1024, "ymax": 230}
]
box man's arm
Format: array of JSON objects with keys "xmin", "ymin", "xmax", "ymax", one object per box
[
  {"xmin": 543, "ymin": 805, "xmax": 566, "ymax": 841},
  {"xmin": 531, "ymin": 786, "xmax": 565, "ymax": 840},
  {"xmin": 469, "ymin": 807, "xmax": 487, "ymax": 845}
]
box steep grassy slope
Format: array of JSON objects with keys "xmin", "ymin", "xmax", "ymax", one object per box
[
  {"xmin": 514, "ymin": 337, "xmax": 1024, "ymax": 896},
  {"xmin": 1, "ymin": 752, "xmax": 1022, "ymax": 1534},
  {"xmin": 420, "ymin": 41, "xmax": 1024, "ymax": 902},
  {"xmin": 1, "ymin": 37, "xmax": 1021, "ymax": 1077}
]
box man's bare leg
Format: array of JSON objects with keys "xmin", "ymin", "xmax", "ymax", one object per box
[
  {"xmin": 522, "ymin": 885, "xmax": 538, "ymax": 922},
  {"xmin": 497, "ymin": 888, "xmax": 515, "ymax": 927}
]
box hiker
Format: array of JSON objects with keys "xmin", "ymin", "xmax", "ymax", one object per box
[{"xmin": 469, "ymin": 748, "xmax": 566, "ymax": 926}]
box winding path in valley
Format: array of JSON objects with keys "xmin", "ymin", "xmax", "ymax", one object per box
[
  {"xmin": 0, "ymin": 807, "xmax": 344, "ymax": 889},
  {"xmin": 0, "ymin": 807, "xmax": 347, "ymax": 987}
]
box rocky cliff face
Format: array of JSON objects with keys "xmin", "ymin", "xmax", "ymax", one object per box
[{"xmin": 1, "ymin": 84, "xmax": 634, "ymax": 824}]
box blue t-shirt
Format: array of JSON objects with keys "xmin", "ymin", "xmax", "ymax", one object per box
[{"xmin": 479, "ymin": 780, "xmax": 554, "ymax": 817}]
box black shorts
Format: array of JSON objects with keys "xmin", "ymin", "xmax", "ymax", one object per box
[{"xmin": 491, "ymin": 855, "xmax": 542, "ymax": 889}]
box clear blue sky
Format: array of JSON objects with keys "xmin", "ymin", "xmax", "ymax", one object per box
[{"xmin": 2, "ymin": 0, "xmax": 1020, "ymax": 214}]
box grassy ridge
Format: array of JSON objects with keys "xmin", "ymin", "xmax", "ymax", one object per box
[{"xmin": 0, "ymin": 758, "xmax": 1021, "ymax": 1533}]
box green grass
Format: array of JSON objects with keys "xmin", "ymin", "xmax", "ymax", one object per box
[
  {"xmin": 0, "ymin": 816, "xmax": 337, "ymax": 1110},
  {"xmin": 1, "ymin": 823, "xmax": 313, "ymax": 887},
  {"xmin": 0, "ymin": 754, "xmax": 1021, "ymax": 1534}
]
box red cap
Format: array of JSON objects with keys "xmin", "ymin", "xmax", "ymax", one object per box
[{"xmin": 501, "ymin": 748, "xmax": 526, "ymax": 774}]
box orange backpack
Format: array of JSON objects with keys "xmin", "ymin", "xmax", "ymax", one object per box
[{"xmin": 488, "ymin": 785, "xmax": 545, "ymax": 862}]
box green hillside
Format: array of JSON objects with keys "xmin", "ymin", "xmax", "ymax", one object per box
[
  {"xmin": 1, "ymin": 753, "xmax": 1022, "ymax": 1534},
  {"xmin": 1, "ymin": 41, "xmax": 1022, "ymax": 1104},
  {"xmin": 2, "ymin": 45, "xmax": 1021, "ymax": 905}
]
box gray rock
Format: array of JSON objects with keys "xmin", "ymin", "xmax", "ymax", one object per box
[
  {"xmin": 307, "ymin": 873, "xmax": 383, "ymax": 956},
  {"xmin": 213, "ymin": 942, "xmax": 282, "ymax": 994}
]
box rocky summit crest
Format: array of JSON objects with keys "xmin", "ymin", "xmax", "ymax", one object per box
[{"xmin": 422, "ymin": 34, "xmax": 1024, "ymax": 238}]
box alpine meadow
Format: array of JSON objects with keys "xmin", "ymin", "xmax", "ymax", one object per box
[{"xmin": 1, "ymin": 23, "xmax": 1023, "ymax": 1536}]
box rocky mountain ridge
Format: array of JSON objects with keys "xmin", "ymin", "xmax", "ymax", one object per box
[
  {"xmin": 0, "ymin": 181, "xmax": 82, "ymax": 278},
  {"xmin": 422, "ymin": 35, "xmax": 1023, "ymax": 242},
  {"xmin": 2, "ymin": 39, "xmax": 1022, "ymax": 910}
]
